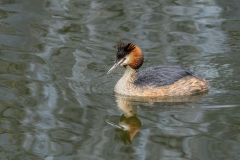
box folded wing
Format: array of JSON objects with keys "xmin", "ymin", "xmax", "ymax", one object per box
[{"xmin": 134, "ymin": 66, "xmax": 194, "ymax": 87}]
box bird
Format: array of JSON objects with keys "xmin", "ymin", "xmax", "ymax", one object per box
[{"xmin": 107, "ymin": 41, "xmax": 208, "ymax": 97}]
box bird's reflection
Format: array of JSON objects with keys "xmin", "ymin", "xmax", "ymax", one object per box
[
  {"xmin": 106, "ymin": 92, "xmax": 207, "ymax": 145},
  {"xmin": 106, "ymin": 95, "xmax": 141, "ymax": 145}
]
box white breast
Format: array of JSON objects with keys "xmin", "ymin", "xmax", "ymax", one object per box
[{"xmin": 114, "ymin": 66, "xmax": 137, "ymax": 95}]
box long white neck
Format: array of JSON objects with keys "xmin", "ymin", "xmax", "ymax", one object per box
[
  {"xmin": 122, "ymin": 66, "xmax": 138, "ymax": 82},
  {"xmin": 114, "ymin": 66, "xmax": 138, "ymax": 95}
]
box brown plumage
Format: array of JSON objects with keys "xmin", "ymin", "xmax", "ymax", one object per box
[
  {"xmin": 116, "ymin": 41, "xmax": 143, "ymax": 69},
  {"xmin": 127, "ymin": 76, "xmax": 208, "ymax": 96},
  {"xmin": 107, "ymin": 42, "xmax": 208, "ymax": 97}
]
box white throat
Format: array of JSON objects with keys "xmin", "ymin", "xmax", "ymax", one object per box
[
  {"xmin": 122, "ymin": 66, "xmax": 137, "ymax": 82},
  {"xmin": 114, "ymin": 66, "xmax": 138, "ymax": 95}
]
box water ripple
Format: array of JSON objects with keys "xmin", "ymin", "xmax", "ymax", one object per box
[{"xmin": 0, "ymin": 0, "xmax": 240, "ymax": 159}]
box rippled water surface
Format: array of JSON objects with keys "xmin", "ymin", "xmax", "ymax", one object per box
[{"xmin": 0, "ymin": 0, "xmax": 240, "ymax": 159}]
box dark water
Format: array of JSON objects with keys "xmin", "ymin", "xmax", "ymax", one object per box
[{"xmin": 0, "ymin": 0, "xmax": 240, "ymax": 159}]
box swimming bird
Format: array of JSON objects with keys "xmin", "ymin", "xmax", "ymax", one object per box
[{"xmin": 107, "ymin": 41, "xmax": 208, "ymax": 96}]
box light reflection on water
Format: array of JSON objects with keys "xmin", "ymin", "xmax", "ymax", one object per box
[{"xmin": 0, "ymin": 0, "xmax": 240, "ymax": 159}]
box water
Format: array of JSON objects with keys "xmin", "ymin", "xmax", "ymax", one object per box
[{"xmin": 0, "ymin": 0, "xmax": 240, "ymax": 159}]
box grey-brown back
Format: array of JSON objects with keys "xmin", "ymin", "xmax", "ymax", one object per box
[{"xmin": 134, "ymin": 65, "xmax": 194, "ymax": 87}]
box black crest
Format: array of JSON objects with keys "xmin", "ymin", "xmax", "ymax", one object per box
[{"xmin": 116, "ymin": 41, "xmax": 136, "ymax": 61}]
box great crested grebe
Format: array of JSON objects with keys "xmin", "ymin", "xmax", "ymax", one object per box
[{"xmin": 107, "ymin": 41, "xmax": 208, "ymax": 96}]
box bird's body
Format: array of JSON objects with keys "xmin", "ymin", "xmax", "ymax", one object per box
[{"xmin": 108, "ymin": 42, "xmax": 208, "ymax": 97}]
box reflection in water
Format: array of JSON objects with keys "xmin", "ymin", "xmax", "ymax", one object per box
[
  {"xmin": 106, "ymin": 115, "xmax": 141, "ymax": 145},
  {"xmin": 106, "ymin": 96, "xmax": 141, "ymax": 145},
  {"xmin": 107, "ymin": 93, "xmax": 206, "ymax": 145}
]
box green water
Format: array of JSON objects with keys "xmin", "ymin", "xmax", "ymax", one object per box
[{"xmin": 0, "ymin": 0, "xmax": 240, "ymax": 159}]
